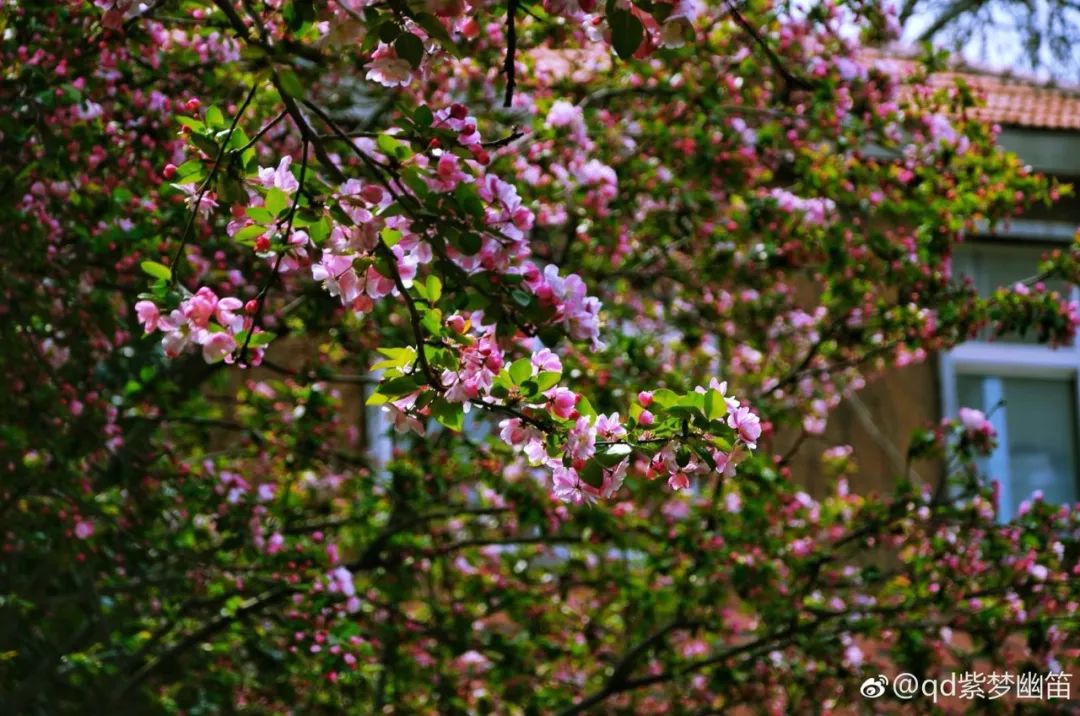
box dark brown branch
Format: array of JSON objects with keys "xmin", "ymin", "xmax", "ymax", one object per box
[
  {"xmin": 503, "ymin": 0, "xmax": 519, "ymax": 108},
  {"xmin": 726, "ymin": 2, "xmax": 812, "ymax": 94}
]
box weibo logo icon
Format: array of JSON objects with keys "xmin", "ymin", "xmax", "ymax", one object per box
[{"xmin": 860, "ymin": 675, "xmax": 889, "ymax": 698}]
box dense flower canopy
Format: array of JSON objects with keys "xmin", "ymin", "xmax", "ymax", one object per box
[{"xmin": 1, "ymin": 0, "xmax": 1078, "ymax": 713}]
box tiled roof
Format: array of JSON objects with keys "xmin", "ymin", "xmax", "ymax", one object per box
[
  {"xmin": 931, "ymin": 72, "xmax": 1080, "ymax": 130},
  {"xmin": 868, "ymin": 51, "xmax": 1080, "ymax": 131}
]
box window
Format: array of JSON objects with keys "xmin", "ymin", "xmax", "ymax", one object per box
[{"xmin": 940, "ymin": 238, "xmax": 1080, "ymax": 521}]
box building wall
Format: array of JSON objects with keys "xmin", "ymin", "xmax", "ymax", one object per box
[{"xmin": 785, "ymin": 361, "xmax": 943, "ymax": 498}]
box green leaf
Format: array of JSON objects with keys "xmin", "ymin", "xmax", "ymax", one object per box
[
  {"xmin": 380, "ymin": 375, "xmax": 422, "ymax": 397},
  {"xmin": 532, "ymin": 371, "xmax": 561, "ymax": 393},
  {"xmin": 426, "ymin": 275, "xmax": 442, "ymax": 303},
  {"xmin": 234, "ymin": 224, "xmax": 268, "ymax": 245},
  {"xmin": 265, "ymin": 188, "xmax": 289, "ymax": 216},
  {"xmin": 246, "ymin": 206, "xmax": 275, "ymax": 223},
  {"xmin": 140, "ymin": 261, "xmax": 172, "ymax": 281},
  {"xmin": 579, "ymin": 460, "xmax": 605, "ymax": 488},
  {"xmin": 284, "ymin": 0, "xmax": 315, "ymax": 31},
  {"xmin": 508, "ymin": 358, "xmax": 533, "ymax": 385},
  {"xmin": 454, "ymin": 184, "xmax": 485, "ymax": 218},
  {"xmin": 371, "ymin": 346, "xmax": 417, "ymax": 371},
  {"xmin": 577, "ymin": 395, "xmax": 597, "ymax": 419},
  {"xmin": 380, "ymin": 227, "xmax": 402, "ymax": 248},
  {"xmin": 413, "ymin": 105, "xmax": 434, "ymax": 128},
  {"xmin": 458, "ymin": 232, "xmax": 482, "ymax": 255},
  {"xmin": 677, "ymin": 392, "xmax": 704, "ymax": 414},
  {"xmin": 432, "ymin": 398, "xmax": 464, "ymax": 431},
  {"xmin": 421, "ymin": 307, "xmax": 442, "ymax": 336},
  {"xmin": 307, "ymin": 216, "xmax": 331, "ymax": 245},
  {"xmin": 609, "ymin": 9, "xmax": 644, "ymax": 59},
  {"xmin": 366, "ymin": 391, "xmax": 390, "ymax": 406},
  {"xmin": 175, "ymin": 159, "xmax": 205, "ymax": 180},
  {"xmin": 217, "ymin": 175, "xmax": 246, "ymax": 204},
  {"xmin": 377, "ymin": 134, "xmax": 406, "ymax": 159},
  {"xmin": 511, "ymin": 289, "xmax": 532, "ymax": 307},
  {"xmin": 247, "ymin": 331, "xmax": 276, "ymax": 347},
  {"xmin": 413, "ymin": 11, "xmax": 457, "ymax": 52},
  {"xmin": 189, "ymin": 134, "xmax": 219, "ymax": 158},
  {"xmin": 704, "ymin": 389, "xmax": 728, "ymax": 421},
  {"xmin": 596, "ymin": 443, "xmax": 632, "ymax": 467},
  {"xmin": 650, "ymin": 389, "xmax": 680, "ymax": 410},
  {"xmin": 394, "ymin": 33, "xmax": 425, "ymax": 70},
  {"xmin": 277, "ymin": 70, "xmax": 304, "ymax": 98},
  {"xmin": 205, "ymin": 105, "xmax": 225, "ymax": 129},
  {"xmin": 174, "ymin": 116, "xmax": 205, "ymax": 132},
  {"xmin": 377, "ymin": 21, "xmax": 402, "ymax": 44}
]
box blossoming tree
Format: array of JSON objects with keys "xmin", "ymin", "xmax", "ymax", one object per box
[{"xmin": 2, "ymin": 0, "xmax": 1078, "ymax": 712}]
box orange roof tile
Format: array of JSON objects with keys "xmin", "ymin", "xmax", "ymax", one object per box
[{"xmin": 868, "ymin": 51, "xmax": 1080, "ymax": 131}]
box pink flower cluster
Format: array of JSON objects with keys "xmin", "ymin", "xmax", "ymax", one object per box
[
  {"xmin": 523, "ymin": 263, "xmax": 604, "ymax": 350},
  {"xmin": 441, "ymin": 315, "xmax": 504, "ymax": 404},
  {"xmin": 644, "ymin": 381, "xmax": 759, "ymax": 492},
  {"xmin": 135, "ymin": 287, "xmax": 264, "ymax": 364},
  {"xmin": 768, "ymin": 187, "xmax": 835, "ymax": 226}
]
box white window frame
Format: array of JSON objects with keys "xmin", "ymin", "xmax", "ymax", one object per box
[{"xmin": 939, "ymin": 227, "xmax": 1080, "ymax": 520}]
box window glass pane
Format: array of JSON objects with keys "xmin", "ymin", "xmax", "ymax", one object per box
[
  {"xmin": 956, "ymin": 374, "xmax": 1080, "ymax": 520},
  {"xmin": 955, "ymin": 242, "xmax": 1073, "ymax": 344}
]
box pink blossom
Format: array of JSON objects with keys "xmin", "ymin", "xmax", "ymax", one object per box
[
  {"xmin": 546, "ymin": 100, "xmax": 583, "ymax": 129},
  {"xmin": 313, "ymin": 253, "xmax": 361, "ymax": 304},
  {"xmin": 135, "ymin": 300, "xmax": 161, "ymax": 333},
  {"xmin": 74, "ymin": 520, "xmax": 94, "ymax": 540},
  {"xmin": 724, "ymin": 491, "xmax": 742, "ymax": 513},
  {"xmin": 257, "ymin": 156, "xmax": 300, "ymax": 193},
  {"xmin": 366, "ymin": 55, "xmax": 412, "ymax": 88},
  {"xmin": 161, "ymin": 328, "xmax": 191, "ymax": 358},
  {"xmin": 552, "ymin": 466, "xmax": 592, "ymax": 504},
  {"xmin": 727, "ymin": 406, "xmax": 761, "ymax": 448},
  {"xmin": 266, "ymin": 532, "xmax": 285, "ymax": 554},
  {"xmin": 843, "ymin": 643, "xmax": 864, "ymax": 668},
  {"xmin": 172, "ymin": 182, "xmax": 218, "ymax": 217},
  {"xmin": 215, "ymin": 297, "xmax": 245, "ymax": 333},
  {"xmin": 531, "ymin": 347, "xmax": 563, "ymax": 373},
  {"xmin": 668, "ymin": 472, "xmax": 690, "ymax": 491},
  {"xmin": 198, "ymin": 331, "xmax": 237, "ymax": 364},
  {"xmin": 565, "ymin": 416, "xmax": 597, "ymax": 461},
  {"xmin": 181, "ymin": 287, "xmax": 218, "ymax": 328},
  {"xmin": 789, "ymin": 538, "xmax": 813, "ymax": 557},
  {"xmin": 958, "ymin": 407, "xmax": 994, "ymax": 435},
  {"xmin": 328, "ymin": 566, "xmax": 355, "ymax": 597},
  {"xmin": 546, "ymin": 386, "xmax": 578, "ymax": 420},
  {"xmin": 594, "ymin": 412, "xmax": 626, "ymax": 440}
]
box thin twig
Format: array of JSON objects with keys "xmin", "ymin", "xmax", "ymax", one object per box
[
  {"xmin": 169, "ymin": 83, "xmax": 259, "ymax": 285},
  {"xmin": 237, "ymin": 140, "xmax": 309, "ymax": 364}
]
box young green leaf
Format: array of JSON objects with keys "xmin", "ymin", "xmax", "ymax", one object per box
[
  {"xmin": 141, "ymin": 260, "xmax": 172, "ymax": 281},
  {"xmin": 508, "ymin": 357, "xmax": 533, "ymax": 385}
]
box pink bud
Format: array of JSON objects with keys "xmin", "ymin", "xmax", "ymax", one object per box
[
  {"xmin": 361, "ymin": 185, "xmax": 384, "ymax": 204},
  {"xmin": 638, "ymin": 391, "xmax": 653, "ymax": 407},
  {"xmin": 638, "ymin": 410, "xmax": 654, "ymax": 426}
]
